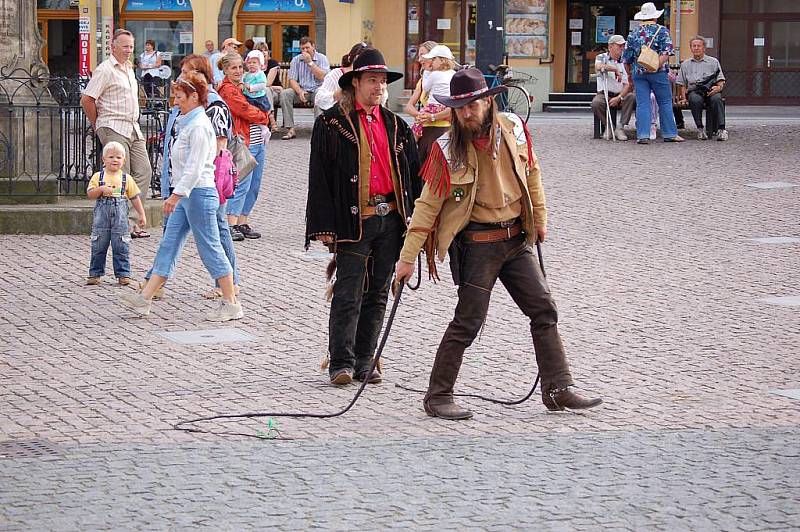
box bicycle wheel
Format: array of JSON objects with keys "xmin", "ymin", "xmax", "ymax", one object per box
[{"xmin": 502, "ymin": 85, "xmax": 531, "ymax": 123}]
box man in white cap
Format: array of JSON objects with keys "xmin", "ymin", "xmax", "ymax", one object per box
[
  {"xmin": 211, "ymin": 38, "xmax": 242, "ymax": 86},
  {"xmin": 591, "ymin": 34, "xmax": 635, "ymax": 141}
]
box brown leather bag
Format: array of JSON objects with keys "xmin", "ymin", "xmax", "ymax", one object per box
[{"xmin": 638, "ymin": 25, "xmax": 663, "ymax": 73}]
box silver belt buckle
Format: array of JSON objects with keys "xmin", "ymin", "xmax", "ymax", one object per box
[
  {"xmin": 375, "ymin": 202, "xmax": 390, "ymax": 217},
  {"xmin": 499, "ymin": 220, "xmax": 515, "ymax": 228}
]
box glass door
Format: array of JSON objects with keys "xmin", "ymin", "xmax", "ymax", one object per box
[
  {"xmin": 722, "ymin": 15, "xmax": 800, "ymax": 104},
  {"xmin": 567, "ymin": 2, "xmax": 622, "ymax": 92},
  {"xmin": 766, "ymin": 20, "xmax": 800, "ymax": 100},
  {"xmin": 281, "ymin": 25, "xmax": 311, "ymax": 62}
]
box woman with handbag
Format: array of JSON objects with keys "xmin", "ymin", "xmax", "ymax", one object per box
[
  {"xmin": 217, "ymin": 52, "xmax": 271, "ymax": 241},
  {"xmin": 122, "ymin": 71, "xmax": 243, "ymax": 322},
  {"xmin": 141, "ymin": 54, "xmax": 241, "ymax": 301},
  {"xmin": 622, "ymin": 2, "xmax": 684, "ymax": 144}
]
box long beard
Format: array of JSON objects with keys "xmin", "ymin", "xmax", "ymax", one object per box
[{"xmin": 460, "ymin": 113, "xmax": 493, "ymax": 140}]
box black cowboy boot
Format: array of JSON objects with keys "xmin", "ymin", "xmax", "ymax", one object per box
[{"xmin": 542, "ymin": 385, "xmax": 602, "ymax": 411}]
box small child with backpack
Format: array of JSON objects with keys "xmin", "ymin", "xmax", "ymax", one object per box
[{"xmin": 86, "ymin": 141, "xmax": 146, "ymax": 286}]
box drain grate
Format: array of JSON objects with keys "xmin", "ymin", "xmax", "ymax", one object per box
[
  {"xmin": 157, "ymin": 327, "xmax": 258, "ymax": 345},
  {"xmin": 745, "ymin": 181, "xmax": 799, "ymax": 189},
  {"xmin": 0, "ymin": 439, "xmax": 61, "ymax": 459}
]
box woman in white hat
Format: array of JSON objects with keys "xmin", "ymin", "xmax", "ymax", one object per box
[{"xmin": 622, "ymin": 2, "xmax": 684, "ymax": 144}]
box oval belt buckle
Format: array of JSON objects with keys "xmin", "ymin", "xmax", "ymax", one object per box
[{"xmin": 375, "ymin": 202, "xmax": 390, "ymax": 217}]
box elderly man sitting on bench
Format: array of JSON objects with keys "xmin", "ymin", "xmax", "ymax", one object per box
[
  {"xmin": 676, "ymin": 35, "xmax": 728, "ymax": 141},
  {"xmin": 591, "ymin": 34, "xmax": 635, "ymax": 141}
]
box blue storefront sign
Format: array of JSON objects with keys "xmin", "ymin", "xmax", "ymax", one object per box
[
  {"xmin": 242, "ymin": 0, "xmax": 312, "ymax": 11},
  {"xmin": 125, "ymin": 0, "xmax": 192, "ymax": 10}
]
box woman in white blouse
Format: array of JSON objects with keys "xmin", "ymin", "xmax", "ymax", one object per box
[
  {"xmin": 122, "ymin": 71, "xmax": 243, "ymax": 322},
  {"xmin": 139, "ymin": 39, "xmax": 162, "ymax": 99}
]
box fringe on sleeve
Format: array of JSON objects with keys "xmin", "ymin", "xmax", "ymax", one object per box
[
  {"xmin": 419, "ymin": 141, "xmax": 451, "ymax": 198},
  {"xmin": 521, "ymin": 120, "xmax": 536, "ymax": 173}
]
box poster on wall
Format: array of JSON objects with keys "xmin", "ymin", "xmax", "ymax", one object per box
[
  {"xmin": 506, "ymin": 36, "xmax": 548, "ymax": 58},
  {"xmin": 595, "ymin": 15, "xmax": 615, "ymax": 43},
  {"xmin": 505, "ymin": 0, "xmax": 549, "ymax": 58},
  {"xmin": 241, "ymin": 0, "xmax": 312, "ymax": 12},
  {"xmin": 125, "ymin": 0, "xmax": 192, "ymax": 10},
  {"xmin": 506, "ymin": 0, "xmax": 547, "ymax": 14}
]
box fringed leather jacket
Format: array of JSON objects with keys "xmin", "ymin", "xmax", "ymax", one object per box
[{"xmin": 305, "ymin": 103, "xmax": 422, "ymax": 248}]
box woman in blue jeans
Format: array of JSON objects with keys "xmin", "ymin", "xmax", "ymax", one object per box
[
  {"xmin": 217, "ymin": 52, "xmax": 270, "ymax": 241},
  {"xmin": 622, "ymin": 2, "xmax": 684, "ymax": 144},
  {"xmin": 144, "ymin": 54, "xmax": 241, "ymax": 300},
  {"xmin": 122, "ymin": 71, "xmax": 243, "ymax": 322}
]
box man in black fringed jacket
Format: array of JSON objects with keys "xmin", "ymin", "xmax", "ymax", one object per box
[{"xmin": 305, "ymin": 47, "xmax": 421, "ymax": 386}]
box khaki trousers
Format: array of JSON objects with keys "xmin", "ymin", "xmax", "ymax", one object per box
[{"xmin": 95, "ymin": 127, "xmax": 153, "ymax": 230}]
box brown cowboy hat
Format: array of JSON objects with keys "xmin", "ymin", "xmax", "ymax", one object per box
[
  {"xmin": 339, "ymin": 47, "xmax": 403, "ymax": 89},
  {"xmin": 437, "ymin": 67, "xmax": 507, "ymax": 109}
]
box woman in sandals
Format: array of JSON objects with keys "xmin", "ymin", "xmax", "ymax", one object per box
[
  {"xmin": 217, "ymin": 52, "xmax": 271, "ymax": 242},
  {"xmin": 141, "ymin": 54, "xmax": 242, "ymax": 301},
  {"xmin": 122, "ymin": 71, "xmax": 243, "ymax": 322}
]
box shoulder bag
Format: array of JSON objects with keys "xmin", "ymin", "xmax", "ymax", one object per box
[
  {"xmin": 228, "ymin": 133, "xmax": 257, "ymax": 179},
  {"xmin": 637, "ymin": 25, "xmax": 663, "ymax": 73}
]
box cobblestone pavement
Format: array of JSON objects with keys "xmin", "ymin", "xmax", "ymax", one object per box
[{"xmin": 1, "ymin": 116, "xmax": 799, "ymax": 530}]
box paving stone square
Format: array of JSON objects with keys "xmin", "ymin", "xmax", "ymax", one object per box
[{"xmin": 1, "ymin": 114, "xmax": 798, "ymax": 530}]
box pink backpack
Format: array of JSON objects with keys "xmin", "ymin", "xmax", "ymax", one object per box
[{"xmin": 213, "ymin": 148, "xmax": 238, "ymax": 205}]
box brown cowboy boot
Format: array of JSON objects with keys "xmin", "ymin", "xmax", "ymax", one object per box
[
  {"xmin": 423, "ymin": 342, "xmax": 472, "ymax": 420},
  {"xmin": 542, "ymin": 386, "xmax": 602, "ymax": 411},
  {"xmin": 424, "ymin": 401, "xmax": 473, "ymax": 420}
]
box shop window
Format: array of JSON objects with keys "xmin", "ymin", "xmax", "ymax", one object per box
[
  {"xmin": 37, "ymin": 0, "xmax": 74, "ymax": 7},
  {"xmin": 506, "ymin": 0, "xmax": 549, "ymax": 59},
  {"xmin": 404, "ymin": 0, "xmax": 476, "ymax": 89},
  {"xmin": 120, "ymin": 0, "xmax": 193, "ymax": 78},
  {"xmin": 237, "ymin": 0, "xmax": 316, "ymax": 63}
]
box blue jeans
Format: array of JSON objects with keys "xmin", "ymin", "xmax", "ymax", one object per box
[
  {"xmin": 226, "ymin": 142, "xmax": 265, "ymax": 218},
  {"xmin": 89, "ymin": 198, "xmax": 131, "ymax": 278},
  {"xmin": 147, "ymin": 201, "xmax": 239, "ymax": 285},
  {"xmin": 633, "ymin": 70, "xmax": 678, "ymax": 140},
  {"xmin": 150, "ymin": 187, "xmax": 232, "ymax": 280}
]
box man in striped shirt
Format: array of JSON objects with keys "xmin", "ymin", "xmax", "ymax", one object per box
[
  {"xmin": 279, "ymin": 36, "xmax": 329, "ymax": 140},
  {"xmin": 81, "ymin": 29, "xmax": 153, "ymax": 238}
]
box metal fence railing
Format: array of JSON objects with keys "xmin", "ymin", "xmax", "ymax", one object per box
[{"xmin": 0, "ymin": 66, "xmax": 169, "ymax": 198}]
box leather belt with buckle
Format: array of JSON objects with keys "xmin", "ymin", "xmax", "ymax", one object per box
[
  {"xmin": 362, "ymin": 200, "xmax": 398, "ymax": 218},
  {"xmin": 463, "ymin": 222, "xmax": 523, "ymax": 243}
]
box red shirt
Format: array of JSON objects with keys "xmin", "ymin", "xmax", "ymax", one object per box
[{"xmin": 356, "ymin": 102, "xmax": 394, "ymax": 196}]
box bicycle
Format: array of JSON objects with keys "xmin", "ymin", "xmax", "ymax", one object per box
[{"xmin": 484, "ymin": 64, "xmax": 535, "ymax": 123}]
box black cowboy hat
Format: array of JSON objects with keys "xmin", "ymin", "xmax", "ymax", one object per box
[
  {"xmin": 437, "ymin": 67, "xmax": 507, "ymax": 108},
  {"xmin": 339, "ymin": 47, "xmax": 403, "ymax": 89}
]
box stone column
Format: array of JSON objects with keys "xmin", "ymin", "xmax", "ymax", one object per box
[{"xmin": 0, "ymin": 1, "xmax": 63, "ymax": 198}]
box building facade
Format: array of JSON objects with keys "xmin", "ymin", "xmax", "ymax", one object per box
[{"xmin": 34, "ymin": 0, "xmax": 800, "ymax": 107}]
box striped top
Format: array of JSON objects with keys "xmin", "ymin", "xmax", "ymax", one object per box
[
  {"xmin": 83, "ymin": 55, "xmax": 143, "ymax": 140},
  {"xmin": 249, "ymin": 123, "xmax": 263, "ymax": 145},
  {"xmin": 287, "ymin": 51, "xmax": 330, "ymax": 92}
]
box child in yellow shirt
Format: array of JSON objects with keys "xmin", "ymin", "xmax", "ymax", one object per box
[{"xmin": 86, "ymin": 141, "xmax": 146, "ymax": 286}]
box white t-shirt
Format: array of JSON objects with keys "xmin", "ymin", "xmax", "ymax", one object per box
[
  {"xmin": 422, "ymin": 70, "xmax": 455, "ymax": 106},
  {"xmin": 594, "ymin": 53, "xmax": 628, "ymax": 94},
  {"xmin": 140, "ymin": 51, "xmax": 160, "ymax": 77}
]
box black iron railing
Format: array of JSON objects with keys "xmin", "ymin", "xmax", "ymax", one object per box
[{"xmin": 0, "ymin": 66, "xmax": 169, "ymax": 198}]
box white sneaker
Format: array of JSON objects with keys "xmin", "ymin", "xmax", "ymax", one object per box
[
  {"xmin": 649, "ymin": 124, "xmax": 657, "ymax": 140},
  {"xmin": 697, "ymin": 128, "xmax": 708, "ymax": 140},
  {"xmin": 207, "ymin": 299, "xmax": 244, "ymax": 322},
  {"xmin": 121, "ymin": 292, "xmax": 151, "ymax": 317},
  {"xmin": 614, "ymin": 127, "xmax": 628, "ymax": 141},
  {"xmin": 717, "ymin": 129, "xmax": 729, "ymax": 141}
]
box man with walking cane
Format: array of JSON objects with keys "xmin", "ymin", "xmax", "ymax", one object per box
[
  {"xmin": 591, "ymin": 35, "xmax": 635, "ymax": 141},
  {"xmin": 395, "ymin": 68, "xmax": 602, "ymax": 420}
]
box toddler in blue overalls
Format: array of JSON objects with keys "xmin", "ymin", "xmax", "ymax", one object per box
[{"xmin": 86, "ymin": 141, "xmax": 146, "ymax": 286}]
